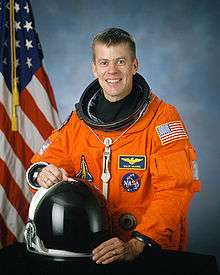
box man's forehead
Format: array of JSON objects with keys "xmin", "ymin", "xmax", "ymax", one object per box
[{"xmin": 94, "ymin": 42, "xmax": 131, "ymax": 58}]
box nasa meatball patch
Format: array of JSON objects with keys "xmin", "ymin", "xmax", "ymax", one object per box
[{"xmin": 121, "ymin": 173, "xmax": 141, "ymax": 192}]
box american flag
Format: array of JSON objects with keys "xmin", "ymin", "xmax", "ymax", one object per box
[
  {"xmin": 156, "ymin": 121, "xmax": 188, "ymax": 145},
  {"xmin": 0, "ymin": 0, "xmax": 60, "ymax": 247}
]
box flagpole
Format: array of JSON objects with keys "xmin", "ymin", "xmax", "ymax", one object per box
[{"xmin": 10, "ymin": 0, "xmax": 19, "ymax": 131}]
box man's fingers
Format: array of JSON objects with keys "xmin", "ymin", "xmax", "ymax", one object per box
[
  {"xmin": 60, "ymin": 168, "xmax": 68, "ymax": 181},
  {"xmin": 44, "ymin": 170, "xmax": 59, "ymax": 182},
  {"xmin": 95, "ymin": 249, "xmax": 118, "ymax": 264},
  {"xmin": 37, "ymin": 165, "xmax": 69, "ymax": 188},
  {"xmin": 92, "ymin": 237, "xmax": 126, "ymax": 264},
  {"xmin": 92, "ymin": 238, "xmax": 117, "ymax": 254},
  {"xmin": 94, "ymin": 245, "xmax": 125, "ymax": 264},
  {"xmin": 92, "ymin": 243, "xmax": 114, "ymax": 260},
  {"xmin": 38, "ymin": 180, "xmax": 50, "ymax": 189}
]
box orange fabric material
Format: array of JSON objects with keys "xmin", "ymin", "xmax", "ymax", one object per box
[{"xmin": 31, "ymin": 93, "xmax": 200, "ymax": 250}]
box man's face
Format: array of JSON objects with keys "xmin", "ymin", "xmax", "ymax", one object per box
[{"xmin": 92, "ymin": 43, "xmax": 138, "ymax": 102}]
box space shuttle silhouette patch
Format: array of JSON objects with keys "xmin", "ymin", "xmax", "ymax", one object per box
[{"xmin": 76, "ymin": 155, "xmax": 93, "ymax": 182}]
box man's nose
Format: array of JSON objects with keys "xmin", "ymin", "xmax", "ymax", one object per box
[{"xmin": 107, "ymin": 62, "xmax": 118, "ymax": 73}]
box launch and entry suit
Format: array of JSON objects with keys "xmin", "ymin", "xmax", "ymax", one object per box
[{"xmin": 27, "ymin": 73, "xmax": 200, "ymax": 251}]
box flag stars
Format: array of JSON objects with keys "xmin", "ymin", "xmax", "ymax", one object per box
[
  {"xmin": 24, "ymin": 3, "xmax": 30, "ymax": 13},
  {"xmin": 14, "ymin": 2, "xmax": 20, "ymax": 13},
  {"xmin": 16, "ymin": 40, "xmax": 20, "ymax": 48},
  {"xmin": 25, "ymin": 39, "xmax": 33, "ymax": 50},
  {"xmin": 26, "ymin": 57, "xmax": 32, "ymax": 68},
  {"xmin": 3, "ymin": 58, "xmax": 7, "ymax": 65},
  {"xmin": 15, "ymin": 21, "xmax": 22, "ymax": 31},
  {"xmin": 23, "ymin": 21, "xmax": 33, "ymax": 32}
]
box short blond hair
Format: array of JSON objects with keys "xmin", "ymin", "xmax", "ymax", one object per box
[{"xmin": 92, "ymin": 27, "xmax": 136, "ymax": 61}]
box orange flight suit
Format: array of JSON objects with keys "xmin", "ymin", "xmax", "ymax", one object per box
[{"xmin": 31, "ymin": 92, "xmax": 200, "ymax": 250}]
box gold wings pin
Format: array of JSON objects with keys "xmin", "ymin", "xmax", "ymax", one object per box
[{"xmin": 121, "ymin": 157, "xmax": 142, "ymax": 165}]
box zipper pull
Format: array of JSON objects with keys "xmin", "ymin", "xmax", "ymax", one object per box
[{"xmin": 101, "ymin": 138, "xmax": 112, "ymax": 199}]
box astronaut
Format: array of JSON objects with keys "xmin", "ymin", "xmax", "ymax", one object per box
[{"xmin": 26, "ymin": 27, "xmax": 200, "ymax": 264}]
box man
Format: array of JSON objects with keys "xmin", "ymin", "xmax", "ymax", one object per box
[{"xmin": 26, "ymin": 27, "xmax": 200, "ymax": 264}]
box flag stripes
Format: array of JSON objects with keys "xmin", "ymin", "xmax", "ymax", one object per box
[
  {"xmin": 20, "ymin": 89, "xmax": 54, "ymax": 139},
  {"xmin": 0, "ymin": 104, "xmax": 33, "ymax": 169},
  {"xmin": 35, "ymin": 67, "xmax": 59, "ymax": 111},
  {"xmin": 26, "ymin": 74, "xmax": 59, "ymax": 128},
  {"xmin": 0, "ymin": 0, "xmax": 60, "ymax": 247},
  {"xmin": 0, "ymin": 132, "xmax": 33, "ymax": 203},
  {"xmin": 0, "ymin": 160, "xmax": 29, "ymax": 223},
  {"xmin": 0, "ymin": 185, "xmax": 25, "ymax": 243}
]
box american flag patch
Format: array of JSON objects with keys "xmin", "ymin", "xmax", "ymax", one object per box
[{"xmin": 156, "ymin": 121, "xmax": 188, "ymax": 145}]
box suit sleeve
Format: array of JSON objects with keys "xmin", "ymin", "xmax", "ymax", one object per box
[
  {"xmin": 30, "ymin": 113, "xmax": 76, "ymax": 176},
  {"xmin": 134, "ymin": 104, "xmax": 200, "ymax": 250}
]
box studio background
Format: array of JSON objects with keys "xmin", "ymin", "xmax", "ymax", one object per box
[{"xmin": 31, "ymin": 0, "xmax": 220, "ymax": 265}]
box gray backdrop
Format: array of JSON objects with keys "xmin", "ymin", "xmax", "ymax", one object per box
[{"xmin": 31, "ymin": 0, "xmax": 220, "ymax": 265}]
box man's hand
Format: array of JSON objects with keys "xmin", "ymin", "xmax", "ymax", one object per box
[
  {"xmin": 92, "ymin": 237, "xmax": 145, "ymax": 264},
  {"xmin": 37, "ymin": 164, "xmax": 70, "ymax": 188}
]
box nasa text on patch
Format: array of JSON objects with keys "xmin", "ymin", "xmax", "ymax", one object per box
[{"xmin": 118, "ymin": 155, "xmax": 146, "ymax": 170}]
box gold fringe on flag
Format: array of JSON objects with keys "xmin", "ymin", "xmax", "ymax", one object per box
[{"xmin": 10, "ymin": 0, "xmax": 19, "ymax": 131}]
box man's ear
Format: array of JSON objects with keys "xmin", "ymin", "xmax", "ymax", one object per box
[
  {"xmin": 133, "ymin": 58, "xmax": 139, "ymax": 75},
  {"xmin": 92, "ymin": 62, "xmax": 98, "ymax": 78}
]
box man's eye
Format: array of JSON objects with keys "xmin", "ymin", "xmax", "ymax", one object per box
[
  {"xmin": 117, "ymin": 59, "xmax": 126, "ymax": 65},
  {"xmin": 99, "ymin": 60, "xmax": 108, "ymax": 66}
]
